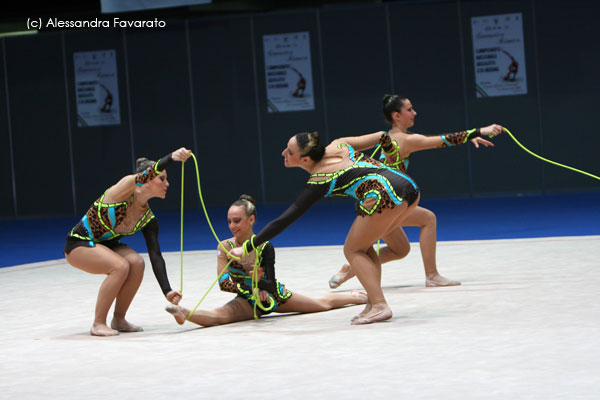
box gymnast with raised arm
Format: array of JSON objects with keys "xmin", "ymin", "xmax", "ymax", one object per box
[
  {"xmin": 64, "ymin": 147, "xmax": 191, "ymax": 336},
  {"xmin": 328, "ymin": 95, "xmax": 503, "ymax": 289},
  {"xmin": 165, "ymin": 195, "xmax": 367, "ymax": 326}
]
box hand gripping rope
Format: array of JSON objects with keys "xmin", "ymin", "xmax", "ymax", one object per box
[{"xmin": 178, "ymin": 153, "xmax": 272, "ymax": 321}]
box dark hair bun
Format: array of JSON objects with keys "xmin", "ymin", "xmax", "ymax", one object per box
[
  {"xmin": 135, "ymin": 157, "xmax": 155, "ymax": 173},
  {"xmin": 295, "ymin": 131, "xmax": 325, "ymax": 161},
  {"xmin": 239, "ymin": 194, "xmax": 255, "ymax": 205},
  {"xmin": 232, "ymin": 194, "xmax": 257, "ymax": 218},
  {"xmin": 136, "ymin": 157, "xmax": 148, "ymax": 168},
  {"xmin": 381, "ymin": 94, "xmax": 407, "ymax": 124},
  {"xmin": 309, "ymin": 132, "xmax": 325, "ymax": 160}
]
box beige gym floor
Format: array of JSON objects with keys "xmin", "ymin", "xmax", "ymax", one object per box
[{"xmin": 1, "ymin": 236, "xmax": 599, "ymax": 399}]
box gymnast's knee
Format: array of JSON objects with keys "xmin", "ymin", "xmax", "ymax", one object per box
[
  {"xmin": 110, "ymin": 258, "xmax": 130, "ymax": 278},
  {"xmin": 387, "ymin": 244, "xmax": 410, "ymax": 260},
  {"xmin": 128, "ymin": 255, "xmax": 145, "ymax": 276},
  {"xmin": 318, "ymin": 299, "xmax": 334, "ymax": 311},
  {"xmin": 343, "ymin": 246, "xmax": 360, "ymax": 261},
  {"xmin": 421, "ymin": 208, "xmax": 437, "ymax": 228},
  {"xmin": 343, "ymin": 246, "xmax": 374, "ymax": 268}
]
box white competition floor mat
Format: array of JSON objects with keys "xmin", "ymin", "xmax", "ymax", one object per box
[{"xmin": 1, "ymin": 236, "xmax": 599, "ymax": 399}]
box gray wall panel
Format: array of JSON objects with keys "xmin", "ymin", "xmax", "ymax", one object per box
[
  {"xmin": 0, "ymin": 41, "xmax": 14, "ymax": 217},
  {"xmin": 536, "ymin": 0, "xmax": 600, "ymax": 191},
  {"xmin": 189, "ymin": 16, "xmax": 263, "ymax": 206},
  {"xmin": 319, "ymin": 5, "xmax": 392, "ymax": 139},
  {"xmin": 6, "ymin": 34, "xmax": 73, "ymax": 215},
  {"xmin": 389, "ymin": 2, "xmax": 471, "ymax": 197}
]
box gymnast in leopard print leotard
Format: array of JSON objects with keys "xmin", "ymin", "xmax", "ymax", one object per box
[{"xmin": 64, "ymin": 147, "xmax": 191, "ymax": 337}]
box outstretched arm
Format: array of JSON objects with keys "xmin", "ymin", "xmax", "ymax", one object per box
[
  {"xmin": 403, "ymin": 124, "xmax": 503, "ymax": 153},
  {"xmin": 331, "ymin": 131, "xmax": 386, "ymax": 152},
  {"xmin": 231, "ymin": 183, "xmax": 329, "ymax": 257}
]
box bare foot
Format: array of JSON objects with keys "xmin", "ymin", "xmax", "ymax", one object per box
[
  {"xmin": 328, "ymin": 263, "xmax": 353, "ymax": 289},
  {"xmin": 165, "ymin": 305, "xmax": 186, "ymax": 325},
  {"xmin": 351, "ymin": 304, "xmax": 392, "ymax": 325},
  {"xmin": 110, "ymin": 317, "xmax": 143, "ymax": 332},
  {"xmin": 426, "ymin": 273, "xmax": 461, "ymax": 287},
  {"xmin": 90, "ymin": 323, "xmax": 119, "ymax": 337},
  {"xmin": 350, "ymin": 290, "xmax": 368, "ymax": 304}
]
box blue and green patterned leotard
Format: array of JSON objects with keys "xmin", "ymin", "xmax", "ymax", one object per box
[
  {"xmin": 242, "ymin": 143, "xmax": 419, "ymax": 253},
  {"xmin": 309, "ymin": 143, "xmax": 418, "ymax": 216},
  {"xmin": 218, "ymin": 240, "xmax": 291, "ymax": 315}
]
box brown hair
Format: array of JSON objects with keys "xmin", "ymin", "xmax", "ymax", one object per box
[
  {"xmin": 231, "ymin": 194, "xmax": 257, "ymax": 218},
  {"xmin": 382, "ymin": 94, "xmax": 408, "ymax": 124},
  {"xmin": 294, "ymin": 131, "xmax": 325, "ymax": 161},
  {"xmin": 135, "ymin": 157, "xmax": 155, "ymax": 173}
]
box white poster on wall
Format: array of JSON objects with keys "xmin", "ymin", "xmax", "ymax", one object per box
[
  {"xmin": 73, "ymin": 50, "xmax": 121, "ymax": 127},
  {"xmin": 471, "ymin": 12, "xmax": 527, "ymax": 98},
  {"xmin": 263, "ymin": 31, "xmax": 315, "ymax": 112}
]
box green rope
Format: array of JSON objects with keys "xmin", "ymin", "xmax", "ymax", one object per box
[
  {"xmin": 248, "ymin": 243, "xmax": 275, "ymax": 319},
  {"xmin": 180, "ymin": 161, "xmax": 185, "ymax": 292},
  {"xmin": 189, "ymin": 153, "xmax": 241, "ymax": 260},
  {"xmin": 185, "ymin": 257, "xmax": 233, "ymax": 319},
  {"xmin": 502, "ymin": 128, "xmax": 600, "ymax": 181},
  {"xmin": 240, "ymin": 239, "xmax": 275, "ymax": 318},
  {"xmin": 370, "ymin": 143, "xmax": 382, "ymax": 159},
  {"xmin": 251, "ymin": 245, "xmax": 260, "ymax": 319}
]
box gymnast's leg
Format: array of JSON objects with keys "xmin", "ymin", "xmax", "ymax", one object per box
[
  {"xmin": 65, "ymin": 244, "xmax": 131, "ymax": 336},
  {"xmin": 330, "ymin": 205, "xmax": 458, "ymax": 288},
  {"xmin": 275, "ymin": 290, "xmax": 367, "ymax": 314},
  {"xmin": 344, "ymin": 213, "xmax": 394, "ymax": 323},
  {"xmin": 400, "ymin": 206, "xmax": 460, "ymax": 287},
  {"xmin": 166, "ymin": 297, "xmax": 254, "ymax": 327},
  {"xmin": 110, "ymin": 245, "xmax": 146, "ymax": 332},
  {"xmin": 328, "ymin": 226, "xmax": 410, "ymax": 289},
  {"xmin": 344, "ymin": 194, "xmax": 420, "ymax": 324}
]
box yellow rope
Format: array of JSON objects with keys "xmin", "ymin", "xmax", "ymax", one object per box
[
  {"xmin": 186, "ymin": 258, "xmax": 232, "ymax": 319},
  {"xmin": 179, "ymin": 161, "xmax": 184, "ymax": 292},
  {"xmin": 501, "ymin": 128, "xmax": 600, "ymax": 181},
  {"xmin": 189, "ymin": 153, "xmax": 241, "ymax": 260}
]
